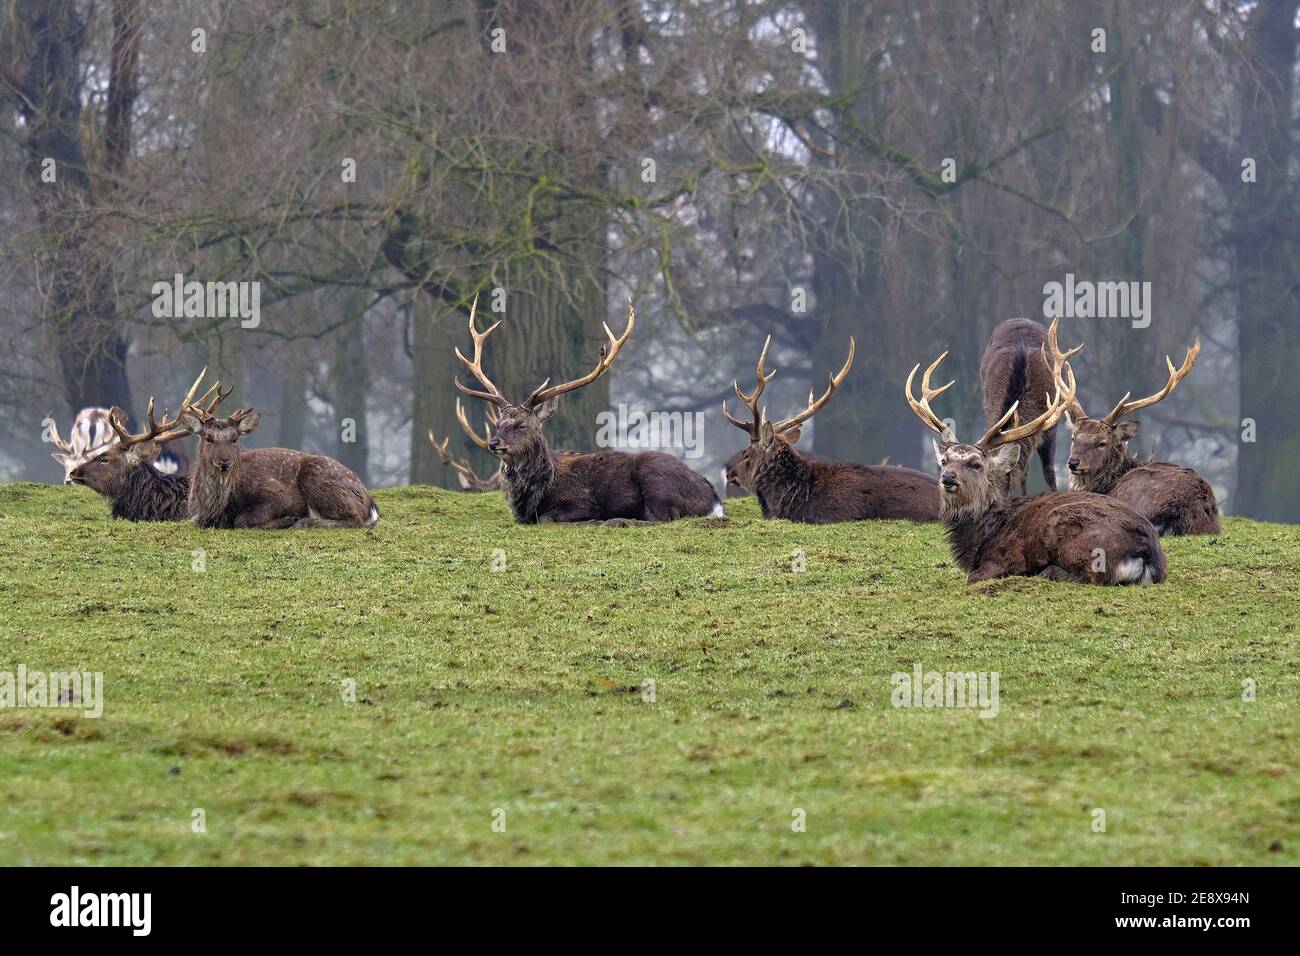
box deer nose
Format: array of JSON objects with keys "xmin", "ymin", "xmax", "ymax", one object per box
[
  {"xmin": 488, "ymin": 438, "xmax": 501, "ymax": 452},
  {"xmin": 215, "ymin": 459, "xmax": 231, "ymax": 472},
  {"xmin": 1068, "ymin": 457, "xmax": 1080, "ymax": 470},
  {"xmin": 941, "ymin": 469, "xmax": 958, "ymax": 488}
]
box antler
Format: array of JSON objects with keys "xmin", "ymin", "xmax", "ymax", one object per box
[
  {"xmin": 428, "ymin": 431, "xmax": 494, "ymax": 488},
  {"xmin": 904, "ymin": 351, "xmax": 957, "ymax": 439},
  {"xmin": 1102, "ymin": 338, "xmax": 1200, "ymax": 424},
  {"xmin": 722, "ymin": 334, "xmax": 776, "ymax": 439},
  {"xmin": 1043, "ymin": 317, "xmax": 1088, "ymax": 420},
  {"xmin": 455, "ymin": 397, "xmax": 494, "ymax": 450},
  {"xmin": 523, "ymin": 297, "xmax": 635, "ymax": 409},
  {"xmin": 454, "ymin": 296, "xmax": 511, "ymax": 409},
  {"xmin": 112, "ymin": 368, "xmax": 228, "ymax": 446},
  {"xmin": 46, "ymin": 417, "xmax": 74, "ymax": 453},
  {"xmin": 976, "ymin": 318, "xmax": 1083, "ymax": 446},
  {"xmin": 771, "ymin": 338, "xmax": 855, "ymax": 433}
]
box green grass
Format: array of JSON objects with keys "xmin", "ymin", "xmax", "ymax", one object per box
[{"xmin": 0, "ymin": 482, "xmax": 1297, "ymax": 866}]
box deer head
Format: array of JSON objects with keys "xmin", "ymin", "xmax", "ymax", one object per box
[
  {"xmin": 453, "ymin": 295, "xmax": 634, "ymax": 466},
  {"xmin": 68, "ymin": 370, "xmax": 227, "ymax": 497},
  {"xmin": 1064, "ymin": 336, "xmax": 1200, "ymax": 488},
  {"xmin": 906, "ymin": 319, "xmax": 1080, "ymax": 519},
  {"xmin": 183, "ymin": 404, "xmax": 262, "ymax": 481},
  {"xmin": 722, "ymin": 334, "xmax": 854, "ymax": 489}
]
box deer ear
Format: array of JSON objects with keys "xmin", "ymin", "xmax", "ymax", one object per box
[
  {"xmin": 988, "ymin": 444, "xmax": 1021, "ymax": 475},
  {"xmin": 1115, "ymin": 420, "xmax": 1139, "ymax": 443},
  {"xmin": 181, "ymin": 409, "xmax": 204, "ymax": 431},
  {"xmin": 778, "ymin": 426, "xmax": 801, "ymax": 445},
  {"xmin": 535, "ymin": 398, "xmax": 559, "ymax": 422},
  {"xmin": 759, "ymin": 420, "xmax": 777, "ymax": 448},
  {"xmin": 235, "ymin": 411, "xmax": 262, "ymax": 435},
  {"xmin": 931, "ymin": 439, "xmax": 950, "ymax": 468}
]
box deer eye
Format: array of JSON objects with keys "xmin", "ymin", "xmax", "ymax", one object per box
[{"xmin": 969, "ymin": 460, "xmax": 982, "ymax": 470}]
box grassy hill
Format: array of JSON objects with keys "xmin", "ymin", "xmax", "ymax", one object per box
[{"xmin": 0, "ymin": 482, "xmax": 1296, "ymax": 865}]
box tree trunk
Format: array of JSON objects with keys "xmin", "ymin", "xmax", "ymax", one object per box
[
  {"xmin": 1231, "ymin": 0, "xmax": 1299, "ymax": 521},
  {"xmin": 331, "ymin": 292, "xmax": 370, "ymax": 483}
]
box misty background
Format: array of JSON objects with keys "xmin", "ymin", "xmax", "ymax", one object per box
[{"xmin": 0, "ymin": 0, "xmax": 1296, "ymax": 520}]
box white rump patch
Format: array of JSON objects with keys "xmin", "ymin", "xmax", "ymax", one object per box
[
  {"xmin": 711, "ymin": 501, "xmax": 726, "ymax": 518},
  {"xmin": 366, "ymin": 504, "xmax": 380, "ymax": 528},
  {"xmin": 1113, "ymin": 557, "xmax": 1145, "ymax": 583}
]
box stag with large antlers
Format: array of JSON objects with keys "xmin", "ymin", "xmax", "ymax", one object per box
[
  {"xmin": 67, "ymin": 370, "xmax": 228, "ymax": 520},
  {"xmin": 905, "ymin": 329, "xmax": 1167, "ymax": 584},
  {"xmin": 723, "ymin": 335, "xmax": 938, "ymax": 523},
  {"xmin": 453, "ymin": 297, "xmax": 721, "ymax": 524},
  {"xmin": 182, "ymin": 396, "xmax": 379, "ymax": 530},
  {"xmin": 1063, "ymin": 337, "xmax": 1219, "ymax": 535},
  {"xmin": 979, "ymin": 318, "xmax": 1070, "ymax": 495}
]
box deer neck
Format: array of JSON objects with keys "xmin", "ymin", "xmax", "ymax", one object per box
[
  {"xmin": 1069, "ymin": 450, "xmax": 1136, "ymax": 494},
  {"xmin": 188, "ymin": 460, "xmax": 239, "ymax": 527},
  {"xmin": 502, "ymin": 437, "xmax": 556, "ymax": 524},
  {"xmin": 751, "ymin": 447, "xmax": 813, "ymax": 519},
  {"xmin": 114, "ymin": 461, "xmax": 189, "ymax": 521},
  {"xmin": 941, "ymin": 494, "xmax": 1013, "ymax": 574}
]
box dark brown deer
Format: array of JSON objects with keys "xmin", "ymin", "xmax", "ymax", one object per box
[
  {"xmin": 1063, "ymin": 335, "xmax": 1220, "ymax": 535},
  {"xmin": 454, "ymin": 297, "xmax": 722, "ymax": 524},
  {"xmin": 722, "ymin": 335, "xmax": 939, "ymax": 523},
  {"xmin": 182, "ymin": 400, "xmax": 379, "ymax": 530},
  {"xmin": 980, "ymin": 318, "xmax": 1062, "ymax": 496},
  {"xmin": 68, "ymin": 371, "xmax": 227, "ymax": 521},
  {"xmin": 429, "ymin": 399, "xmax": 504, "ymax": 492},
  {"xmin": 905, "ymin": 339, "xmax": 1168, "ymax": 585}
]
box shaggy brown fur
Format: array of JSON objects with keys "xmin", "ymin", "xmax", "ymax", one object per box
[
  {"xmin": 731, "ymin": 425, "xmax": 938, "ymax": 523},
  {"xmin": 184, "ymin": 410, "xmax": 379, "ymax": 530},
  {"xmin": 69, "ymin": 439, "xmax": 189, "ymax": 521},
  {"xmin": 1066, "ymin": 418, "xmax": 1220, "ymax": 535},
  {"xmin": 934, "ymin": 440, "xmax": 1166, "ymax": 584},
  {"xmin": 979, "ymin": 319, "xmax": 1060, "ymax": 495}
]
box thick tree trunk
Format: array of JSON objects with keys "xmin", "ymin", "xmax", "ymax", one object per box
[
  {"xmin": 1231, "ymin": 0, "xmax": 1299, "ymax": 522},
  {"xmin": 331, "ymin": 293, "xmax": 370, "ymax": 483},
  {"xmin": 19, "ymin": 0, "xmax": 135, "ymax": 417}
]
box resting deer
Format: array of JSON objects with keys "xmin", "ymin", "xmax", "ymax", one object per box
[
  {"xmin": 428, "ymin": 398, "xmax": 505, "ymax": 492},
  {"xmin": 723, "ymin": 336, "xmax": 939, "ymax": 523},
  {"xmin": 50, "ymin": 406, "xmax": 187, "ymax": 483},
  {"xmin": 1063, "ymin": 334, "xmax": 1219, "ymax": 536},
  {"xmin": 454, "ymin": 297, "xmax": 722, "ymax": 524},
  {"xmin": 181, "ymin": 399, "xmax": 379, "ymax": 530},
  {"xmin": 979, "ymin": 318, "xmax": 1061, "ymax": 496},
  {"xmin": 905, "ymin": 330, "xmax": 1167, "ymax": 585},
  {"xmin": 67, "ymin": 371, "xmax": 227, "ymax": 521}
]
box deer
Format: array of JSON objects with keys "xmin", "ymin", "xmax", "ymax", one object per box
[
  {"xmin": 428, "ymin": 398, "xmax": 506, "ymax": 492},
  {"xmin": 67, "ymin": 371, "xmax": 228, "ymax": 521},
  {"xmin": 1061, "ymin": 333, "xmax": 1220, "ymax": 536},
  {"xmin": 50, "ymin": 407, "xmax": 187, "ymax": 483},
  {"xmin": 722, "ymin": 335, "xmax": 939, "ymax": 523},
  {"xmin": 904, "ymin": 331, "xmax": 1168, "ymax": 585},
  {"xmin": 453, "ymin": 296, "xmax": 723, "ymax": 524},
  {"xmin": 979, "ymin": 318, "xmax": 1064, "ymax": 496},
  {"xmin": 181, "ymin": 399, "xmax": 380, "ymax": 530}
]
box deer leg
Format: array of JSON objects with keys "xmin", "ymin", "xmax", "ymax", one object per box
[
  {"xmin": 1038, "ymin": 428, "xmax": 1058, "ymax": 491},
  {"xmin": 1038, "ymin": 565, "xmax": 1087, "ymax": 583}
]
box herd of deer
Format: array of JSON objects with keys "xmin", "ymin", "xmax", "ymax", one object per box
[{"xmin": 50, "ymin": 298, "xmax": 1218, "ymax": 586}]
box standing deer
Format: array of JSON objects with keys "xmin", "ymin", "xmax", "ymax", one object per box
[
  {"xmin": 904, "ymin": 336, "xmax": 1168, "ymax": 585},
  {"xmin": 723, "ymin": 336, "xmax": 939, "ymax": 523},
  {"xmin": 454, "ymin": 297, "xmax": 722, "ymax": 524},
  {"xmin": 429, "ymin": 399, "xmax": 505, "ymax": 492},
  {"xmin": 67, "ymin": 371, "xmax": 227, "ymax": 521},
  {"xmin": 1062, "ymin": 334, "xmax": 1220, "ymax": 535},
  {"xmin": 979, "ymin": 318, "xmax": 1062, "ymax": 496},
  {"xmin": 182, "ymin": 400, "xmax": 379, "ymax": 530}
]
